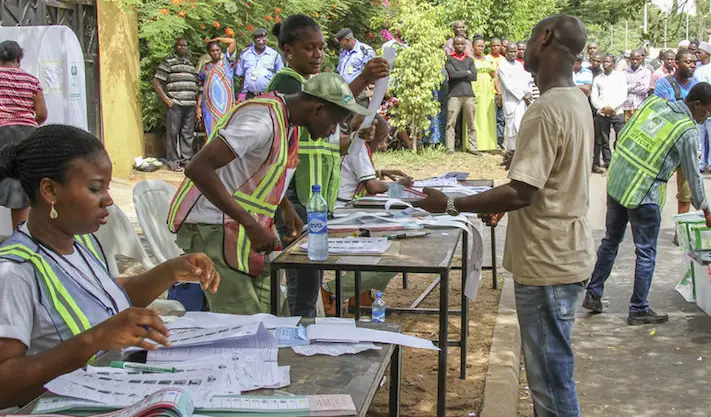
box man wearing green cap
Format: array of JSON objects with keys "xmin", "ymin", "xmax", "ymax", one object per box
[{"xmin": 168, "ymin": 73, "xmax": 371, "ymax": 315}]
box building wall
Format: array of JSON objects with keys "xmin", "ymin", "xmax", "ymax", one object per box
[{"xmin": 96, "ymin": 0, "xmax": 143, "ymax": 177}]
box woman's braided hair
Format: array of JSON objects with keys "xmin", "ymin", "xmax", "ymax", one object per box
[{"xmin": 0, "ymin": 125, "xmax": 105, "ymax": 203}]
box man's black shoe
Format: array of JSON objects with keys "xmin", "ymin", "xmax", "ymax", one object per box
[
  {"xmin": 582, "ymin": 292, "xmax": 602, "ymax": 314},
  {"xmin": 627, "ymin": 308, "xmax": 669, "ymax": 325}
]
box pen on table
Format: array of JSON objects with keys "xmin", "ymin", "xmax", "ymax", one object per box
[
  {"xmin": 385, "ymin": 231, "xmax": 430, "ymax": 240},
  {"xmin": 110, "ymin": 361, "xmax": 177, "ymax": 373}
]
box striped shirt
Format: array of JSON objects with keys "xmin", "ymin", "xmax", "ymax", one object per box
[
  {"xmin": 0, "ymin": 67, "xmax": 41, "ymax": 128},
  {"xmin": 623, "ymin": 65, "xmax": 651, "ymax": 111},
  {"xmin": 154, "ymin": 54, "xmax": 198, "ymax": 106}
]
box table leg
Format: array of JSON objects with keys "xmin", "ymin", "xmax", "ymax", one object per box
[
  {"xmin": 491, "ymin": 225, "xmax": 498, "ymax": 289},
  {"xmin": 437, "ymin": 271, "xmax": 449, "ymax": 417},
  {"xmin": 335, "ymin": 270, "xmax": 343, "ymax": 318},
  {"xmin": 389, "ymin": 345, "xmax": 401, "ymax": 417},
  {"xmin": 354, "ymin": 271, "xmax": 362, "ymax": 320},
  {"xmin": 402, "ymin": 272, "xmax": 408, "ymax": 289},
  {"xmin": 270, "ymin": 268, "xmax": 280, "ymax": 315},
  {"xmin": 461, "ymin": 232, "xmax": 468, "ymax": 380}
]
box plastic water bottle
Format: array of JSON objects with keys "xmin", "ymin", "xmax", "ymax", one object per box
[
  {"xmin": 371, "ymin": 292, "xmax": 386, "ymax": 323},
  {"xmin": 307, "ymin": 184, "xmax": 329, "ymax": 261}
]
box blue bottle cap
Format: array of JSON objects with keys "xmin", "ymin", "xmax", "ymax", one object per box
[
  {"xmin": 312, "ymin": 184, "xmax": 321, "ymax": 193},
  {"xmin": 376, "ymin": 291, "xmax": 383, "ymax": 298}
]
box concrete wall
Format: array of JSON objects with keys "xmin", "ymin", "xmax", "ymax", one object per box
[{"xmin": 96, "ymin": 0, "xmax": 143, "ymax": 177}]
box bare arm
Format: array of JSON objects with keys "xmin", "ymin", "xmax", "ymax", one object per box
[
  {"xmin": 0, "ymin": 309, "xmax": 169, "ymax": 409},
  {"xmin": 152, "ymin": 78, "xmax": 173, "ymax": 107},
  {"xmin": 415, "ymin": 180, "xmax": 538, "ymax": 214},
  {"xmin": 210, "ymin": 36, "xmax": 237, "ymax": 55},
  {"xmin": 33, "ymin": 90, "xmax": 47, "ymax": 125}
]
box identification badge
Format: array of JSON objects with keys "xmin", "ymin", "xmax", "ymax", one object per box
[{"xmin": 347, "ymin": 65, "xmax": 355, "ymax": 75}]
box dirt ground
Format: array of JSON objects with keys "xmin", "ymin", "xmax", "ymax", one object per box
[{"xmin": 125, "ymin": 148, "xmax": 508, "ymax": 416}]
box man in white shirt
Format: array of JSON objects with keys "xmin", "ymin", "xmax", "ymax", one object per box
[
  {"xmin": 591, "ymin": 54, "xmax": 627, "ymax": 173},
  {"xmin": 694, "ymin": 41, "xmax": 711, "ymax": 171},
  {"xmin": 497, "ymin": 43, "xmax": 532, "ymax": 150}
]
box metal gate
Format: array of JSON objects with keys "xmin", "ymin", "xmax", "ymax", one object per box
[{"xmin": 0, "ymin": 0, "xmax": 102, "ymax": 139}]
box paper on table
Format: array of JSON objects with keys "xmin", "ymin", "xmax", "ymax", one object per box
[
  {"xmin": 163, "ymin": 322, "xmax": 265, "ymax": 348},
  {"xmin": 167, "ymin": 312, "xmax": 300, "ymax": 330},
  {"xmin": 307, "ymin": 394, "xmax": 356, "ymax": 414},
  {"xmin": 299, "ymin": 237, "xmax": 391, "ymax": 254},
  {"xmin": 33, "ymin": 396, "xmax": 108, "ymax": 414},
  {"xmin": 315, "ymin": 317, "xmax": 356, "ymax": 326},
  {"xmin": 273, "ymin": 325, "xmax": 309, "ymax": 347},
  {"xmin": 360, "ymin": 46, "xmax": 397, "ymax": 129},
  {"xmin": 146, "ymin": 335, "xmax": 277, "ymax": 363},
  {"xmin": 413, "ymin": 177, "xmax": 459, "ymax": 188},
  {"xmin": 306, "ymin": 324, "xmax": 438, "ymax": 350},
  {"xmin": 45, "ymin": 369, "xmax": 227, "ymax": 407},
  {"xmin": 292, "ymin": 342, "xmax": 381, "ymax": 357}
]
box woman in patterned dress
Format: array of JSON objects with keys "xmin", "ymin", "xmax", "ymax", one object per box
[{"xmin": 196, "ymin": 40, "xmax": 235, "ymax": 137}]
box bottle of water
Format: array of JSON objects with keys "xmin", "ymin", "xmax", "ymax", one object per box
[
  {"xmin": 307, "ymin": 184, "xmax": 329, "ymax": 261},
  {"xmin": 371, "ymin": 292, "xmax": 386, "ymax": 323}
]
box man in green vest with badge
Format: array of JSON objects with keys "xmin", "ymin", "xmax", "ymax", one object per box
[{"xmin": 583, "ymin": 82, "xmax": 711, "ymax": 325}]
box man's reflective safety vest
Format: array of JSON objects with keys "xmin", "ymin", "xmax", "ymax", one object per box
[
  {"xmin": 267, "ymin": 67, "xmax": 341, "ymax": 211},
  {"xmin": 0, "ymin": 231, "xmax": 118, "ymax": 351},
  {"xmin": 167, "ymin": 94, "xmax": 299, "ymax": 277},
  {"xmin": 607, "ymin": 95, "xmax": 696, "ymax": 208}
]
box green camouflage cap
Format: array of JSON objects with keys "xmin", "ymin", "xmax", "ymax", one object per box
[{"xmin": 302, "ymin": 72, "xmax": 371, "ymax": 116}]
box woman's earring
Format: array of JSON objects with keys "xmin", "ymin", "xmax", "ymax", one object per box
[{"xmin": 50, "ymin": 202, "xmax": 58, "ymax": 220}]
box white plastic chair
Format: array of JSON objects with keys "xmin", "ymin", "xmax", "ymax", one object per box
[
  {"xmin": 133, "ymin": 180, "xmax": 183, "ymax": 263},
  {"xmin": 94, "ymin": 203, "xmax": 155, "ymax": 276}
]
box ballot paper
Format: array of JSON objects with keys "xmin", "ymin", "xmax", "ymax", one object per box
[
  {"xmin": 163, "ymin": 322, "xmax": 265, "ymax": 348},
  {"xmin": 306, "ymin": 324, "xmax": 438, "ymax": 350},
  {"xmin": 299, "ymin": 237, "xmax": 391, "ymax": 254},
  {"xmin": 292, "ymin": 342, "xmax": 381, "ymax": 356},
  {"xmin": 146, "ymin": 333, "xmax": 278, "ymax": 363},
  {"xmin": 32, "ymin": 389, "xmax": 193, "ymax": 417},
  {"xmin": 360, "ymin": 46, "xmax": 397, "ymax": 129},
  {"xmin": 166, "ymin": 312, "xmax": 301, "ymax": 330},
  {"xmin": 198, "ymin": 394, "xmax": 355, "ymax": 416},
  {"xmin": 413, "ymin": 177, "xmax": 459, "ymax": 188},
  {"xmin": 273, "ymin": 325, "xmax": 309, "ymax": 347},
  {"xmin": 45, "ymin": 369, "xmax": 227, "ymax": 407},
  {"xmin": 314, "ymin": 317, "xmax": 356, "ymax": 326}
]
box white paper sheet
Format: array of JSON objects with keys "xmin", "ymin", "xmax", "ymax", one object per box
[
  {"xmin": 273, "ymin": 325, "xmax": 309, "ymax": 347},
  {"xmin": 45, "ymin": 369, "xmax": 227, "ymax": 407},
  {"xmin": 306, "ymin": 324, "xmax": 438, "ymax": 350},
  {"xmin": 314, "ymin": 317, "xmax": 356, "ymax": 326},
  {"xmin": 299, "ymin": 237, "xmax": 391, "ymax": 254},
  {"xmin": 413, "ymin": 177, "xmax": 459, "ymax": 187},
  {"xmin": 360, "ymin": 46, "xmax": 397, "ymax": 129},
  {"xmin": 167, "ymin": 312, "xmax": 300, "ymax": 330},
  {"xmin": 163, "ymin": 322, "xmax": 264, "ymax": 348},
  {"xmin": 292, "ymin": 342, "xmax": 381, "ymax": 356}
]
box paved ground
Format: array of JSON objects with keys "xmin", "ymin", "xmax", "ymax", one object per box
[{"xmin": 571, "ymin": 173, "xmax": 711, "ymax": 416}]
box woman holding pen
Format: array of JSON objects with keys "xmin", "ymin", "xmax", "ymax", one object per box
[{"xmin": 0, "ymin": 125, "xmax": 220, "ymax": 409}]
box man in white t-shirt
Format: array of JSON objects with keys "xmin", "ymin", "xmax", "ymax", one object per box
[
  {"xmin": 169, "ymin": 73, "xmax": 371, "ymax": 315},
  {"xmin": 337, "ymin": 114, "xmax": 413, "ymax": 206}
]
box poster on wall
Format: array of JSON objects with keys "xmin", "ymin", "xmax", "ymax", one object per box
[{"xmin": 0, "ymin": 26, "xmax": 88, "ymax": 130}]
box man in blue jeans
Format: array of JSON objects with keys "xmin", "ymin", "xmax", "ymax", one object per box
[
  {"xmin": 416, "ymin": 15, "xmax": 594, "ymax": 417},
  {"xmin": 583, "ymin": 83, "xmax": 711, "ymax": 324}
]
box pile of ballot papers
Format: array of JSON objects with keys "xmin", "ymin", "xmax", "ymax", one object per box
[{"xmin": 41, "ymin": 313, "xmax": 437, "ymax": 414}]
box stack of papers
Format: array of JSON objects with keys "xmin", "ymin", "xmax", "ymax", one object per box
[
  {"xmin": 306, "ymin": 324, "xmax": 439, "ymax": 351},
  {"xmin": 293, "ymin": 343, "xmax": 381, "ymax": 356},
  {"xmin": 29, "ymin": 388, "xmax": 357, "ymax": 417},
  {"xmin": 299, "ymin": 237, "xmax": 392, "ymax": 254}
]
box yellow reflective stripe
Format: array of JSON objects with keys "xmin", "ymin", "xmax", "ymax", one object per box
[
  {"xmin": 75, "ymin": 235, "xmax": 100, "ymax": 263},
  {"xmin": 233, "ymin": 191, "xmax": 277, "ymax": 216},
  {"xmin": 647, "ymin": 123, "xmax": 692, "ymax": 165},
  {"xmin": 620, "ymin": 170, "xmax": 646, "ymax": 206},
  {"xmin": 235, "ymin": 226, "xmax": 249, "ymax": 272},
  {"xmin": 253, "ymin": 101, "xmax": 288, "ymax": 200},
  {"xmin": 616, "ymin": 146, "xmax": 659, "ymax": 178},
  {"xmin": 0, "ymin": 245, "xmax": 91, "ymax": 335},
  {"xmin": 168, "ymin": 179, "xmax": 195, "ymax": 226}
]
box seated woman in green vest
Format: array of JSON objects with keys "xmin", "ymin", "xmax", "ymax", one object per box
[
  {"xmin": 0, "ymin": 125, "xmax": 220, "ymax": 409},
  {"xmin": 267, "ymin": 14, "xmax": 390, "ymax": 317}
]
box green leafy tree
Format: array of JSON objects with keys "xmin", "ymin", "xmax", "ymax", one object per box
[{"xmin": 385, "ymin": 0, "xmax": 447, "ymax": 150}]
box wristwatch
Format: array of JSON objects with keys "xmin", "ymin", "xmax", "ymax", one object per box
[{"xmin": 446, "ymin": 197, "xmax": 459, "ymax": 216}]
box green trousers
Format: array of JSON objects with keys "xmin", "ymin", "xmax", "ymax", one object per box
[
  {"xmin": 323, "ymin": 271, "xmax": 396, "ymax": 299},
  {"xmin": 176, "ymin": 223, "xmax": 285, "ymax": 315}
]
